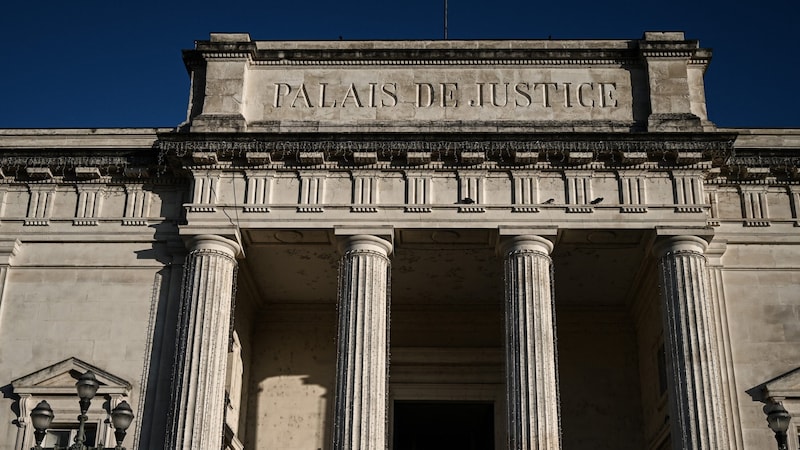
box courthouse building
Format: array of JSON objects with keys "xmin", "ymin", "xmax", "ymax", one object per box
[{"xmin": 1, "ymin": 31, "xmax": 800, "ymax": 450}]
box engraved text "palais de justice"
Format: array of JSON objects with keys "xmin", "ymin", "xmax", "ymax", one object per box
[{"xmin": 273, "ymin": 82, "xmax": 619, "ymax": 109}]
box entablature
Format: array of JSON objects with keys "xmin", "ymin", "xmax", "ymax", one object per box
[{"xmin": 156, "ymin": 131, "xmax": 735, "ymax": 171}]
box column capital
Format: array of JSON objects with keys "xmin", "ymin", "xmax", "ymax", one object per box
[
  {"xmin": 652, "ymin": 234, "xmax": 708, "ymax": 258},
  {"xmin": 336, "ymin": 234, "xmax": 393, "ymax": 256},
  {"xmin": 499, "ymin": 234, "xmax": 554, "ymax": 257},
  {"xmin": 186, "ymin": 234, "xmax": 241, "ymax": 258}
]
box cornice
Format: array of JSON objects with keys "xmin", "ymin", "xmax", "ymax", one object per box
[
  {"xmin": 0, "ymin": 148, "xmax": 177, "ymax": 182},
  {"xmin": 0, "ymin": 128, "xmax": 164, "ymax": 149},
  {"xmin": 156, "ymin": 131, "xmax": 735, "ymax": 170},
  {"xmin": 247, "ymin": 57, "xmax": 639, "ymax": 66},
  {"xmin": 184, "ymin": 35, "xmax": 709, "ymax": 68}
]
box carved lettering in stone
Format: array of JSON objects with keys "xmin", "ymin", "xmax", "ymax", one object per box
[
  {"xmin": 254, "ymin": 66, "xmax": 633, "ymax": 124},
  {"xmin": 273, "ymin": 80, "xmax": 620, "ymax": 111},
  {"xmin": 275, "ymin": 82, "xmax": 400, "ymax": 109}
]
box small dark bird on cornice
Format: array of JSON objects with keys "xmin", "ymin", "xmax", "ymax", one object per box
[
  {"xmin": 461, "ymin": 198, "xmax": 475, "ymax": 204},
  {"xmin": 542, "ymin": 198, "xmax": 555, "ymax": 204},
  {"xmin": 590, "ymin": 197, "xmax": 604, "ymax": 205}
]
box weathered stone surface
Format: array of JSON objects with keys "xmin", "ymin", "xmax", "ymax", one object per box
[
  {"xmin": 332, "ymin": 235, "xmax": 392, "ymax": 450},
  {"xmin": 500, "ymin": 235, "xmax": 561, "ymax": 450},
  {"xmin": 170, "ymin": 235, "xmax": 240, "ymax": 450},
  {"xmin": 0, "ymin": 33, "xmax": 798, "ymax": 450}
]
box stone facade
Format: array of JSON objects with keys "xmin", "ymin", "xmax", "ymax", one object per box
[{"xmin": 1, "ymin": 32, "xmax": 799, "ymax": 450}]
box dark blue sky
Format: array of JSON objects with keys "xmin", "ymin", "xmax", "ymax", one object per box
[{"xmin": 1, "ymin": 0, "xmax": 797, "ymax": 129}]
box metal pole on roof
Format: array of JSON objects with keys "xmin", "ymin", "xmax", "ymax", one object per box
[{"xmin": 444, "ymin": 0, "xmax": 448, "ymax": 39}]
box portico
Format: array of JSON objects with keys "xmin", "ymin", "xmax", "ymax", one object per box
[
  {"xmin": 169, "ymin": 225, "xmax": 729, "ymax": 450},
  {"xmin": 160, "ymin": 30, "xmax": 744, "ymax": 450}
]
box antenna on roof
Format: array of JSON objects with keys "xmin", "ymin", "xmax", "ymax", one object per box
[{"xmin": 444, "ymin": 0, "xmax": 448, "ymax": 39}]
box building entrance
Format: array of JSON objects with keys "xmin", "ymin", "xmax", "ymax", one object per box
[{"xmin": 392, "ymin": 401, "xmax": 495, "ymax": 450}]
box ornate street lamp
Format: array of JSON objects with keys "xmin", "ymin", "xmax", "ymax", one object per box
[
  {"xmin": 29, "ymin": 370, "xmax": 134, "ymax": 450},
  {"xmin": 764, "ymin": 400, "xmax": 792, "ymax": 450}
]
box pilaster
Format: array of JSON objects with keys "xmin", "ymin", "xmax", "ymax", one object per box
[
  {"xmin": 333, "ymin": 234, "xmax": 392, "ymax": 450},
  {"xmin": 705, "ymin": 241, "xmax": 744, "ymax": 450},
  {"xmin": 170, "ymin": 235, "xmax": 241, "ymax": 450},
  {"xmin": 0, "ymin": 239, "xmax": 21, "ymax": 335},
  {"xmin": 499, "ymin": 235, "xmax": 562, "ymax": 450},
  {"xmin": 653, "ymin": 235, "xmax": 728, "ymax": 450}
]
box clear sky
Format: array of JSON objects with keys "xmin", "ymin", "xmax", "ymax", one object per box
[{"xmin": 1, "ymin": 0, "xmax": 797, "ymax": 129}]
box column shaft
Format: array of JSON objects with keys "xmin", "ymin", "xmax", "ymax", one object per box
[
  {"xmin": 501, "ymin": 235, "xmax": 561, "ymax": 450},
  {"xmin": 171, "ymin": 235, "xmax": 240, "ymax": 450},
  {"xmin": 655, "ymin": 235, "xmax": 728, "ymax": 450},
  {"xmin": 333, "ymin": 235, "xmax": 392, "ymax": 450}
]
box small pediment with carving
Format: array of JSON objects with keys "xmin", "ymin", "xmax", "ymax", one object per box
[
  {"xmin": 11, "ymin": 357, "xmax": 131, "ymax": 396},
  {"xmin": 748, "ymin": 366, "xmax": 800, "ymax": 402}
]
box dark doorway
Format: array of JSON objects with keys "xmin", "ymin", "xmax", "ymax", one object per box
[{"xmin": 392, "ymin": 401, "xmax": 495, "ymax": 450}]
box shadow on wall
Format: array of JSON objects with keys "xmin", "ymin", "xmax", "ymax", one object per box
[
  {"xmin": 133, "ymin": 220, "xmax": 185, "ymax": 449},
  {"xmin": 245, "ymin": 305, "xmax": 337, "ymax": 449}
]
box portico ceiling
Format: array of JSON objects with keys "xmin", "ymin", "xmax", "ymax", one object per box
[{"xmin": 239, "ymin": 228, "xmax": 651, "ymax": 309}]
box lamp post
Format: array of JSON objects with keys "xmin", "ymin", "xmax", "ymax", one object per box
[
  {"xmin": 28, "ymin": 370, "xmax": 134, "ymax": 450},
  {"xmin": 764, "ymin": 400, "xmax": 792, "ymax": 450}
]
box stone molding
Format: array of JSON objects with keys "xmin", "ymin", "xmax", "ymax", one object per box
[
  {"xmin": 158, "ymin": 133, "xmax": 734, "ymax": 168},
  {"xmin": 11, "ymin": 131, "xmax": 800, "ymax": 183},
  {"xmin": 186, "ymin": 34, "xmax": 706, "ymax": 68}
]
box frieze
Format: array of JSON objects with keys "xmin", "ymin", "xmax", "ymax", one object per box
[
  {"xmin": 250, "ymin": 58, "xmax": 639, "ymax": 66},
  {"xmin": 0, "ymin": 152, "xmax": 163, "ymax": 180},
  {"xmin": 157, "ymin": 136, "xmax": 734, "ymax": 155},
  {"xmin": 157, "ymin": 134, "xmax": 735, "ymax": 169},
  {"xmin": 187, "ymin": 41, "xmax": 645, "ymax": 66}
]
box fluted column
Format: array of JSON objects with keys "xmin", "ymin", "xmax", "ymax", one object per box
[
  {"xmin": 333, "ymin": 235, "xmax": 392, "ymax": 450},
  {"xmin": 500, "ymin": 235, "xmax": 561, "ymax": 450},
  {"xmin": 654, "ymin": 235, "xmax": 728, "ymax": 450},
  {"xmin": 171, "ymin": 235, "xmax": 240, "ymax": 450}
]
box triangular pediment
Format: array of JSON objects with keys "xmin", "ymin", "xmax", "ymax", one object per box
[
  {"xmin": 764, "ymin": 367, "xmax": 800, "ymax": 399},
  {"xmin": 747, "ymin": 366, "xmax": 800, "ymax": 402},
  {"xmin": 11, "ymin": 357, "xmax": 131, "ymax": 396}
]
